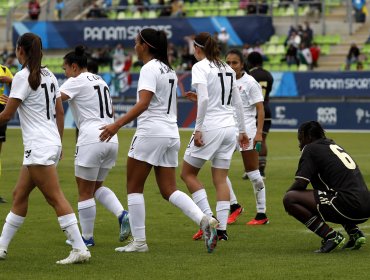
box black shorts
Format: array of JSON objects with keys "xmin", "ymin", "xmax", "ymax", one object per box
[
  {"xmin": 314, "ymin": 190, "xmax": 368, "ymax": 224},
  {"xmin": 262, "ymin": 120, "xmax": 271, "ymax": 135},
  {"xmin": 263, "ymin": 104, "xmax": 271, "ymax": 134},
  {"xmin": 0, "ymin": 104, "xmax": 6, "ymax": 142}
]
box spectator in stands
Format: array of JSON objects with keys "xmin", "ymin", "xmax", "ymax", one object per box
[
  {"xmin": 304, "ymin": 21, "xmax": 314, "ymax": 45},
  {"xmin": 87, "ymin": 2, "xmax": 108, "ymax": 18},
  {"xmin": 54, "ymin": 0, "xmax": 65, "ymax": 20},
  {"xmin": 286, "ymin": 31, "xmax": 301, "ymax": 49},
  {"xmin": 0, "ymin": 47, "xmax": 8, "ymax": 64},
  {"xmin": 357, "ymin": 61, "xmax": 364, "ymax": 70},
  {"xmin": 4, "ymin": 53, "xmax": 19, "ymax": 74},
  {"xmin": 309, "ymin": 42, "xmax": 320, "ymax": 68},
  {"xmin": 239, "ymin": 0, "xmax": 249, "ymax": 10},
  {"xmin": 247, "ymin": 0, "xmax": 257, "ymax": 14},
  {"xmin": 298, "ymin": 43, "xmax": 312, "ymax": 69},
  {"xmin": 284, "ymin": 25, "xmax": 297, "ymax": 46},
  {"xmin": 284, "ymin": 44, "xmax": 299, "ymax": 67},
  {"xmin": 258, "ymin": 0, "xmax": 268, "ymax": 14},
  {"xmin": 242, "ymin": 43, "xmax": 254, "ymax": 58},
  {"xmin": 171, "ymin": 0, "xmax": 185, "ymax": 17},
  {"xmin": 345, "ymin": 43, "xmax": 360, "ymax": 70},
  {"xmin": 217, "ymin": 28, "xmax": 229, "ymax": 55},
  {"xmin": 253, "ymin": 42, "xmax": 268, "ymax": 61},
  {"xmin": 168, "ymin": 43, "xmax": 178, "ymax": 66},
  {"xmin": 28, "ymin": 0, "xmax": 41, "ymax": 20}
]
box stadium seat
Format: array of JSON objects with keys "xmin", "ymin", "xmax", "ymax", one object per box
[{"xmin": 320, "ymin": 45, "xmax": 331, "ymax": 55}]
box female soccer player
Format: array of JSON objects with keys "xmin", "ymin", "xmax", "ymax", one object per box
[
  {"xmin": 225, "ymin": 49, "xmax": 268, "ymax": 226},
  {"xmin": 180, "ymin": 33, "xmax": 249, "ymax": 241},
  {"xmin": 60, "ymin": 46, "xmax": 130, "ymax": 247},
  {"xmin": 0, "ymin": 33, "xmax": 90, "ymax": 264},
  {"xmin": 284, "ymin": 121, "xmax": 370, "ymax": 253},
  {"xmin": 99, "ymin": 28, "xmax": 218, "ymax": 253}
]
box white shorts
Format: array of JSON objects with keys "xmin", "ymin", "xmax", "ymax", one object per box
[
  {"xmin": 128, "ymin": 136, "xmax": 180, "ymax": 167},
  {"xmin": 75, "ymin": 142, "xmax": 118, "ymax": 168},
  {"xmin": 184, "ymin": 126, "xmax": 236, "ymax": 169},
  {"xmin": 75, "ymin": 166, "xmax": 110, "ymax": 182},
  {"xmin": 237, "ymin": 125, "xmax": 257, "ymax": 152},
  {"xmin": 23, "ymin": 145, "xmax": 61, "ymax": 166}
]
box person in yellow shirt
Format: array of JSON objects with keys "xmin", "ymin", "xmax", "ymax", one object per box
[{"xmin": 0, "ymin": 64, "xmax": 13, "ymax": 203}]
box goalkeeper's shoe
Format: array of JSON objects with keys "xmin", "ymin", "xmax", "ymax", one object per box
[
  {"xmin": 56, "ymin": 249, "xmax": 91, "ymax": 264},
  {"xmin": 200, "ymin": 215, "xmax": 219, "ymax": 253},
  {"xmin": 315, "ymin": 232, "xmax": 346, "ymax": 253},
  {"xmin": 342, "ymin": 230, "xmax": 366, "ymax": 250},
  {"xmin": 118, "ymin": 210, "xmax": 131, "ymax": 241},
  {"xmin": 227, "ymin": 204, "xmax": 243, "ymax": 224},
  {"xmin": 247, "ymin": 213, "xmax": 269, "ymax": 225},
  {"xmin": 217, "ymin": 230, "xmax": 228, "ymax": 241},
  {"xmin": 115, "ymin": 240, "xmax": 148, "ymax": 252},
  {"xmin": 0, "ymin": 248, "xmax": 7, "ymax": 260},
  {"xmin": 192, "ymin": 229, "xmax": 203, "ymax": 240}
]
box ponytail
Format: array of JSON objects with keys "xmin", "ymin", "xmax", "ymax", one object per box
[
  {"xmin": 17, "ymin": 33, "xmax": 43, "ymax": 90},
  {"xmin": 194, "ymin": 32, "xmax": 225, "ymax": 68},
  {"xmin": 139, "ymin": 28, "xmax": 172, "ymax": 69}
]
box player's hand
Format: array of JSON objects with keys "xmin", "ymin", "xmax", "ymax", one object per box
[
  {"xmin": 254, "ymin": 132, "xmax": 263, "ymax": 152},
  {"xmin": 238, "ymin": 133, "xmax": 249, "ymax": 151},
  {"xmin": 194, "ymin": 130, "xmax": 204, "ymax": 147},
  {"xmin": 0, "ymin": 94, "xmax": 9, "ymax": 104},
  {"xmin": 0, "ymin": 76, "xmax": 12, "ymax": 84},
  {"xmin": 185, "ymin": 91, "xmax": 197, "ymax": 102},
  {"xmin": 99, "ymin": 123, "xmax": 120, "ymax": 142}
]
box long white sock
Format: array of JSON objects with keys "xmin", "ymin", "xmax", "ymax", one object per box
[
  {"xmin": 95, "ymin": 186, "xmax": 124, "ymax": 217},
  {"xmin": 127, "ymin": 193, "xmax": 146, "ymax": 242},
  {"xmin": 247, "ymin": 170, "xmax": 266, "ymax": 213},
  {"xmin": 58, "ymin": 213, "xmax": 87, "ymax": 251},
  {"xmin": 169, "ymin": 190, "xmax": 204, "ymax": 225},
  {"xmin": 226, "ymin": 176, "xmax": 238, "ymax": 205},
  {"xmin": 78, "ymin": 198, "xmax": 96, "ymax": 239},
  {"xmin": 0, "ymin": 212, "xmax": 25, "ymax": 250},
  {"xmin": 216, "ymin": 201, "xmax": 230, "ymax": 231},
  {"xmin": 191, "ymin": 189, "xmax": 213, "ymax": 216}
]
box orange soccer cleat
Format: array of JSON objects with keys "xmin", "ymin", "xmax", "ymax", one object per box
[
  {"xmin": 192, "ymin": 229, "xmax": 203, "ymax": 240},
  {"xmin": 227, "ymin": 205, "xmax": 244, "ymax": 225}
]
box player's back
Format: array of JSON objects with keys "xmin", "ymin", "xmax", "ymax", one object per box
[{"xmin": 249, "ymin": 67, "xmax": 273, "ymax": 103}]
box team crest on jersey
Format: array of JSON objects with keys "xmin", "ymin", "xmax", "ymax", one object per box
[{"xmin": 25, "ymin": 150, "xmax": 32, "ymax": 158}]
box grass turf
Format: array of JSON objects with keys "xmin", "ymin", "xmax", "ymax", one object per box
[{"xmin": 0, "ymin": 128, "xmax": 370, "ymax": 279}]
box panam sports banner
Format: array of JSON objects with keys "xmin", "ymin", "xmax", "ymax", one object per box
[{"xmin": 12, "ymin": 16, "xmax": 274, "ymax": 49}]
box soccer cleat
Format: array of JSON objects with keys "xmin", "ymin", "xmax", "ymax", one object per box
[
  {"xmin": 66, "ymin": 236, "xmax": 95, "ymax": 247},
  {"xmin": 217, "ymin": 230, "xmax": 228, "ymax": 241},
  {"xmin": 200, "ymin": 215, "xmax": 219, "ymax": 253},
  {"xmin": 0, "ymin": 248, "xmax": 7, "ymax": 260},
  {"xmin": 118, "ymin": 210, "xmax": 131, "ymax": 242},
  {"xmin": 242, "ymin": 172, "xmax": 249, "ymax": 180},
  {"xmin": 315, "ymin": 232, "xmax": 346, "ymax": 253},
  {"xmin": 0, "ymin": 196, "xmax": 7, "ymax": 203},
  {"xmin": 342, "ymin": 230, "xmax": 366, "ymax": 250},
  {"xmin": 56, "ymin": 249, "xmax": 91, "ymax": 264},
  {"xmin": 227, "ymin": 205, "xmax": 243, "ymax": 224},
  {"xmin": 115, "ymin": 240, "xmax": 149, "ymax": 252},
  {"xmin": 192, "ymin": 229, "xmax": 203, "ymax": 240},
  {"xmin": 247, "ymin": 218, "xmax": 269, "ymax": 225}
]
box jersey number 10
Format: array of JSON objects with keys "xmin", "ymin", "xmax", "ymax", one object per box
[{"xmin": 94, "ymin": 85, "xmax": 113, "ymax": 118}]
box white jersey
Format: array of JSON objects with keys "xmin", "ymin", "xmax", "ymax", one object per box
[
  {"xmin": 10, "ymin": 67, "xmax": 61, "ymax": 150},
  {"xmin": 60, "ymin": 72, "xmax": 118, "ymax": 146},
  {"xmin": 192, "ymin": 58, "xmax": 236, "ymax": 131},
  {"xmin": 236, "ymin": 73, "xmax": 264, "ymax": 127},
  {"xmin": 136, "ymin": 59, "xmax": 179, "ymax": 138}
]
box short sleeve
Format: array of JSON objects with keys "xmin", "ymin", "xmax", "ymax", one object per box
[
  {"xmin": 248, "ymin": 79, "xmax": 264, "ymax": 105},
  {"xmin": 60, "ymin": 77, "xmax": 80, "ymax": 99},
  {"xmin": 138, "ymin": 64, "xmax": 156, "ymax": 93},
  {"xmin": 295, "ymin": 146, "xmax": 317, "ymax": 182},
  {"xmin": 191, "ymin": 62, "xmax": 207, "ymax": 86},
  {"xmin": 9, "ymin": 73, "xmax": 30, "ymax": 101}
]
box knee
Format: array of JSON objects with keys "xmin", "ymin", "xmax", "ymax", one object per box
[{"xmin": 283, "ymin": 191, "xmax": 294, "ymax": 213}]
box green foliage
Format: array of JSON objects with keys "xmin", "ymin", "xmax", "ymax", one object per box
[{"xmin": 0, "ymin": 129, "xmax": 370, "ymax": 279}]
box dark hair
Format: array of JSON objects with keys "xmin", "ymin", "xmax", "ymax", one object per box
[
  {"xmin": 226, "ymin": 48, "xmax": 248, "ymax": 72},
  {"xmin": 87, "ymin": 60, "xmax": 99, "ymax": 74},
  {"xmin": 194, "ymin": 32, "xmax": 225, "ymax": 68},
  {"xmin": 139, "ymin": 28, "xmax": 172, "ymax": 69},
  {"xmin": 298, "ymin": 121, "xmax": 326, "ymax": 141},
  {"xmin": 63, "ymin": 45, "xmax": 88, "ymax": 69},
  {"xmin": 247, "ymin": 51, "xmax": 263, "ymax": 67},
  {"xmin": 17, "ymin": 33, "xmax": 43, "ymax": 90}
]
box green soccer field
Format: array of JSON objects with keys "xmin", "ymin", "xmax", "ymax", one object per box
[{"xmin": 0, "ymin": 128, "xmax": 370, "ymax": 279}]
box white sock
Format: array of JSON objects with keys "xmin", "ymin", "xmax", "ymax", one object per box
[
  {"xmin": 247, "ymin": 170, "xmax": 266, "ymax": 213},
  {"xmin": 95, "ymin": 186, "xmax": 124, "ymax": 217},
  {"xmin": 191, "ymin": 189, "xmax": 213, "ymax": 216},
  {"xmin": 0, "ymin": 212, "xmax": 25, "ymax": 250},
  {"xmin": 226, "ymin": 176, "xmax": 238, "ymax": 205},
  {"xmin": 169, "ymin": 190, "xmax": 204, "ymax": 225},
  {"xmin": 58, "ymin": 213, "xmax": 87, "ymax": 251},
  {"xmin": 78, "ymin": 198, "xmax": 96, "ymax": 239},
  {"xmin": 127, "ymin": 193, "xmax": 146, "ymax": 242},
  {"xmin": 216, "ymin": 201, "xmax": 230, "ymax": 231}
]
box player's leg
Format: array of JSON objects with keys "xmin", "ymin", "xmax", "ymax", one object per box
[
  {"xmin": 341, "ymin": 223, "xmax": 366, "ymax": 250},
  {"xmin": 115, "ymin": 156, "xmax": 151, "ymax": 253},
  {"xmin": 283, "ymin": 190, "xmax": 345, "ymax": 253},
  {"xmin": 226, "ymin": 176, "xmax": 243, "ymax": 224},
  {"xmin": 258, "ymin": 120, "xmax": 270, "ymax": 179},
  {"xmin": 242, "ymin": 149, "xmax": 268, "ymax": 225},
  {"xmin": 0, "ymin": 166, "xmax": 34, "ymax": 259},
  {"xmin": 0, "ymin": 123, "xmax": 7, "ymax": 203}
]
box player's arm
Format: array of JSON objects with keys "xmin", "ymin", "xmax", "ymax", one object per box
[
  {"xmin": 231, "ymin": 86, "xmax": 249, "ymax": 150},
  {"xmin": 0, "ymin": 97, "xmax": 21, "ymax": 126},
  {"xmin": 193, "ymin": 83, "xmax": 209, "ymax": 147},
  {"xmin": 287, "ymin": 178, "xmax": 309, "ymax": 192},
  {"xmin": 99, "ymin": 90, "xmax": 153, "ymax": 142},
  {"xmin": 55, "ymin": 96, "xmax": 64, "ymax": 141},
  {"xmin": 255, "ymin": 102, "xmax": 264, "ymax": 144},
  {"xmin": 60, "ymin": 91, "xmax": 70, "ymax": 101}
]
